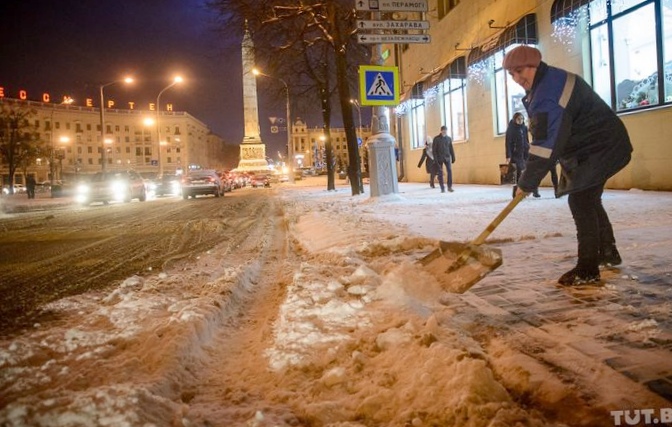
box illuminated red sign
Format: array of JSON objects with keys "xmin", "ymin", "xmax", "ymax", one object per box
[{"xmin": 0, "ymin": 86, "xmax": 176, "ymax": 111}]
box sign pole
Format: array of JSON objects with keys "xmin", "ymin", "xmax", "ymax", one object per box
[{"xmin": 366, "ymin": 10, "xmax": 399, "ymax": 197}]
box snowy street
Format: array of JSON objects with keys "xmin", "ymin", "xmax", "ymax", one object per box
[{"xmin": 1, "ymin": 177, "xmax": 671, "ymax": 426}]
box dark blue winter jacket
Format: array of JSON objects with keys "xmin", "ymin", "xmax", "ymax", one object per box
[
  {"xmin": 505, "ymin": 120, "xmax": 529, "ymax": 166},
  {"xmin": 518, "ymin": 62, "xmax": 632, "ymax": 196}
]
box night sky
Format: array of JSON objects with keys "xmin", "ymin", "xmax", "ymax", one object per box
[{"xmin": 0, "ymin": 0, "xmax": 288, "ymax": 154}]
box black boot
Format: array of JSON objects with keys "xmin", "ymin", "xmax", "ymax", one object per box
[
  {"xmin": 558, "ymin": 266, "xmax": 600, "ymax": 286},
  {"xmin": 599, "ymin": 244, "xmax": 622, "ymax": 266},
  {"xmin": 512, "ymin": 185, "xmax": 517, "ymax": 199}
]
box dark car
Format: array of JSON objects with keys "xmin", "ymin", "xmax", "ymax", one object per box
[
  {"xmin": 181, "ymin": 170, "xmax": 224, "ymax": 199},
  {"xmin": 75, "ymin": 170, "xmax": 147, "ymax": 205},
  {"xmin": 152, "ymin": 174, "xmax": 181, "ymax": 197}
]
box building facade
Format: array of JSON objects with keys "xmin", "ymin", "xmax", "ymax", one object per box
[
  {"xmin": 291, "ymin": 118, "xmax": 372, "ymax": 172},
  {"xmin": 389, "ymin": 0, "xmax": 672, "ymax": 190},
  {"xmin": 1, "ymin": 98, "xmax": 227, "ymax": 185}
]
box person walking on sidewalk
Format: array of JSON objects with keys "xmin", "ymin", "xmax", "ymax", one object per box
[
  {"xmin": 505, "ymin": 112, "xmax": 533, "ymax": 198},
  {"xmin": 432, "ymin": 125, "xmax": 456, "ymax": 193},
  {"xmin": 417, "ymin": 137, "xmax": 438, "ymax": 188},
  {"xmin": 503, "ymin": 45, "xmax": 632, "ymax": 286}
]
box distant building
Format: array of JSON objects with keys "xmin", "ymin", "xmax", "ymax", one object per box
[
  {"xmin": 0, "ymin": 98, "xmax": 228, "ymax": 184},
  {"xmin": 291, "ymin": 118, "xmax": 372, "ymax": 172}
]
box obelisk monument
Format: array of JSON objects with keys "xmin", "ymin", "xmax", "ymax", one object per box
[{"xmin": 236, "ymin": 25, "xmax": 268, "ymax": 172}]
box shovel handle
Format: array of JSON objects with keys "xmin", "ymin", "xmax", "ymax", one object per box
[{"xmin": 472, "ymin": 191, "xmax": 526, "ymax": 246}]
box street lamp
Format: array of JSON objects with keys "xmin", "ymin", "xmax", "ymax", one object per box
[
  {"xmin": 99, "ymin": 77, "xmax": 133, "ymax": 172},
  {"xmin": 156, "ymin": 76, "xmax": 183, "ymax": 177},
  {"xmin": 57, "ymin": 136, "xmax": 70, "ymax": 180},
  {"xmin": 252, "ymin": 68, "xmax": 294, "ymax": 183},
  {"xmin": 49, "ymin": 98, "xmax": 74, "ymax": 188}
]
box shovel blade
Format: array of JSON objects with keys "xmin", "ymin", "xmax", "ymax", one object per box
[{"xmin": 418, "ymin": 241, "xmax": 502, "ymax": 293}]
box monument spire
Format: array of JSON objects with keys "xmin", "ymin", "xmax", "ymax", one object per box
[{"xmin": 236, "ymin": 22, "xmax": 268, "ymax": 172}]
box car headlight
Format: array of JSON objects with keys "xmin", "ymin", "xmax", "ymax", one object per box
[
  {"xmin": 76, "ymin": 184, "xmax": 90, "ymax": 194},
  {"xmin": 110, "ymin": 180, "xmax": 127, "ymax": 200}
]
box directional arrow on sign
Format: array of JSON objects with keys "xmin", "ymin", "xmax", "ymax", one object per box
[
  {"xmin": 357, "ymin": 34, "xmax": 431, "ymax": 44},
  {"xmin": 357, "ymin": 20, "xmax": 430, "ymax": 31}
]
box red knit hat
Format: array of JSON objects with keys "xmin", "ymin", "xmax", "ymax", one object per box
[{"xmin": 502, "ymin": 45, "xmax": 542, "ymax": 70}]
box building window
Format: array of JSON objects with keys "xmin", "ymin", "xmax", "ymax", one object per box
[
  {"xmin": 492, "ymin": 46, "xmax": 529, "ymax": 135},
  {"xmin": 87, "ymin": 124, "xmax": 91, "ymax": 131},
  {"xmin": 438, "ymin": 0, "xmax": 460, "ymax": 20},
  {"xmin": 552, "ymin": 0, "xmax": 670, "ymax": 111},
  {"xmin": 439, "ymin": 58, "xmax": 468, "ymax": 141},
  {"xmin": 409, "ymin": 98, "xmax": 426, "ymax": 149}
]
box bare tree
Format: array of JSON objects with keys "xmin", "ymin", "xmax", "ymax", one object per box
[
  {"xmin": 208, "ymin": 0, "xmax": 368, "ymax": 195},
  {"xmin": 0, "ymin": 103, "xmax": 42, "ymax": 194}
]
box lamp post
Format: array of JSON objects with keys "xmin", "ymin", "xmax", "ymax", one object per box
[
  {"xmin": 57, "ymin": 136, "xmax": 70, "ymax": 180},
  {"xmin": 99, "ymin": 77, "xmax": 133, "ymax": 172},
  {"xmin": 252, "ymin": 68, "xmax": 294, "ymax": 183},
  {"xmin": 49, "ymin": 98, "xmax": 74, "ymax": 189},
  {"xmin": 156, "ymin": 76, "xmax": 183, "ymax": 177}
]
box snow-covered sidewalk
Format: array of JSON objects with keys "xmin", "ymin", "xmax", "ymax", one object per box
[{"xmin": 1, "ymin": 177, "xmax": 671, "ymax": 426}]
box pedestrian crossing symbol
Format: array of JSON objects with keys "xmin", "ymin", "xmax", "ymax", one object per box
[{"xmin": 359, "ymin": 65, "xmax": 399, "ymax": 106}]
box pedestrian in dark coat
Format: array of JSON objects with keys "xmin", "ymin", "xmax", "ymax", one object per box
[
  {"xmin": 505, "ymin": 112, "xmax": 532, "ymax": 198},
  {"xmin": 504, "ymin": 45, "xmax": 632, "ymax": 286},
  {"xmin": 417, "ymin": 138, "xmax": 437, "ymax": 188},
  {"xmin": 26, "ymin": 175, "xmax": 36, "ymax": 199},
  {"xmin": 432, "ymin": 126, "xmax": 456, "ymax": 193}
]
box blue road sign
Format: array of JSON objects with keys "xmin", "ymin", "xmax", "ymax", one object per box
[{"xmin": 359, "ymin": 65, "xmax": 399, "ymax": 106}]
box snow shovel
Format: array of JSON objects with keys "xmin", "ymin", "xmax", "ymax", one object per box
[{"xmin": 419, "ymin": 191, "xmax": 526, "ymax": 293}]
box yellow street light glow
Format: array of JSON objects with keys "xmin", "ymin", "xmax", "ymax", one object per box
[
  {"xmin": 59, "ymin": 136, "xmax": 70, "ymax": 144},
  {"xmin": 252, "ymin": 68, "xmax": 260, "ymax": 76},
  {"xmin": 174, "ymin": 76, "xmax": 184, "ymax": 83},
  {"xmin": 124, "ymin": 77, "xmax": 134, "ymax": 84},
  {"xmin": 143, "ymin": 117, "xmax": 155, "ymax": 127}
]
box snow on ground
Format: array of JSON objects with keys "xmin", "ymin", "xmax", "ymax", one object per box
[{"xmin": 1, "ymin": 177, "xmax": 671, "ymax": 426}]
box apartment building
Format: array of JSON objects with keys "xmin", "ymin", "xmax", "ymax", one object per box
[{"xmin": 1, "ymin": 98, "xmax": 227, "ymax": 184}]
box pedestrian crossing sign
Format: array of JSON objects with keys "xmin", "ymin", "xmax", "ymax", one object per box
[{"xmin": 359, "ymin": 65, "xmax": 399, "ymax": 106}]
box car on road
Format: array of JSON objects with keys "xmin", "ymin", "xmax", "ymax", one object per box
[
  {"xmin": 75, "ymin": 170, "xmax": 147, "ymax": 205},
  {"xmin": 181, "ymin": 170, "xmax": 224, "ymax": 199},
  {"xmin": 151, "ymin": 174, "xmax": 181, "ymax": 197},
  {"xmin": 250, "ymin": 174, "xmax": 271, "ymax": 188}
]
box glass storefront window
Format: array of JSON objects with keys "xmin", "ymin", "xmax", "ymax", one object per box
[
  {"xmin": 580, "ymin": 0, "xmax": 670, "ymax": 111},
  {"xmin": 441, "ymin": 77, "xmax": 468, "ymax": 142},
  {"xmin": 495, "ymin": 69, "xmax": 508, "ymax": 134},
  {"xmin": 591, "ymin": 24, "xmax": 612, "ymax": 104},
  {"xmin": 663, "ymin": 0, "xmax": 672, "ymax": 102},
  {"xmin": 613, "ymin": 4, "xmax": 658, "ymax": 110},
  {"xmin": 493, "ymin": 44, "xmax": 531, "ymax": 135},
  {"xmin": 590, "ymin": 0, "xmax": 608, "ymax": 22},
  {"xmin": 410, "ymin": 99, "xmax": 426, "ymax": 149},
  {"xmin": 612, "ymin": 0, "xmax": 648, "ymax": 15}
]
